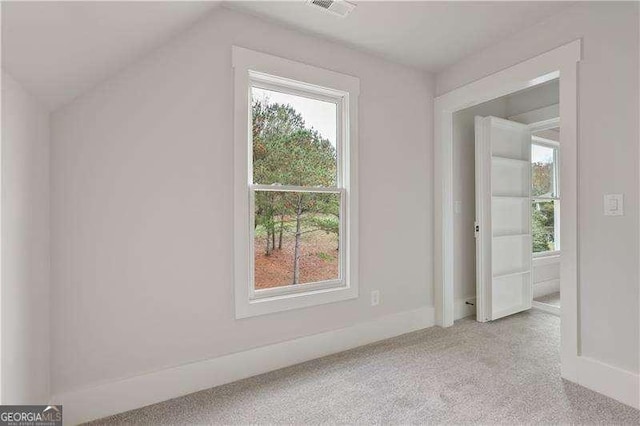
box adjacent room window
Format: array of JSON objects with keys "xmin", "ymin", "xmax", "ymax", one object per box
[
  {"xmin": 531, "ymin": 138, "xmax": 560, "ymax": 254},
  {"xmin": 233, "ymin": 47, "xmax": 359, "ymax": 318}
]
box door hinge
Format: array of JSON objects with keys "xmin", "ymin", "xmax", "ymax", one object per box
[{"xmin": 474, "ymin": 222, "xmax": 479, "ymax": 238}]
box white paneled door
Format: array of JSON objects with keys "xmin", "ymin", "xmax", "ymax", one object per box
[{"xmin": 475, "ymin": 116, "xmax": 532, "ymax": 322}]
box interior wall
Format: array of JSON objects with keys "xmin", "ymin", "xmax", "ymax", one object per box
[
  {"xmin": 452, "ymin": 81, "xmax": 559, "ymax": 311},
  {"xmin": 1, "ymin": 70, "xmax": 50, "ymax": 403},
  {"xmin": 50, "ymin": 8, "xmax": 434, "ymax": 395},
  {"xmin": 533, "ymin": 258, "xmax": 560, "ymax": 298},
  {"xmin": 437, "ymin": 1, "xmax": 639, "ymax": 372},
  {"xmin": 505, "ymin": 80, "xmax": 559, "ymax": 118}
]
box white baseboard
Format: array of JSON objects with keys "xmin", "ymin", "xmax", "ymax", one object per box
[
  {"xmin": 576, "ymin": 356, "xmax": 639, "ymax": 409},
  {"xmin": 533, "ymin": 278, "xmax": 560, "ymax": 298},
  {"xmin": 532, "ymin": 300, "xmax": 560, "ymax": 316},
  {"xmin": 53, "ymin": 306, "xmax": 435, "ymax": 425},
  {"xmin": 454, "ymin": 297, "xmax": 476, "ymax": 320}
]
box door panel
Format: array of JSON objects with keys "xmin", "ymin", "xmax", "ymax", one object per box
[{"xmin": 475, "ymin": 116, "xmax": 532, "ymax": 322}]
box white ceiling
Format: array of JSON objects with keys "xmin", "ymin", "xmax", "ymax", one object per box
[
  {"xmin": 534, "ymin": 128, "xmax": 560, "ymax": 143},
  {"xmin": 225, "ymin": 1, "xmax": 574, "ymax": 72},
  {"xmin": 1, "ymin": 1, "xmax": 574, "ymax": 111},
  {"xmin": 1, "ymin": 1, "xmax": 221, "ymax": 110}
]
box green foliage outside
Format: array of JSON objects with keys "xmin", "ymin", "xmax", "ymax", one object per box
[
  {"xmin": 316, "ymin": 252, "xmax": 332, "ymax": 261},
  {"xmin": 532, "ymin": 200, "xmax": 555, "ymax": 253},
  {"xmin": 252, "ymin": 96, "xmax": 339, "ymax": 284},
  {"xmin": 532, "ymin": 160, "xmax": 556, "ymax": 253},
  {"xmin": 532, "ymin": 162, "xmax": 553, "ymax": 197}
]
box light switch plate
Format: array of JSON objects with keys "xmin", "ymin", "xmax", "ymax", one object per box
[
  {"xmin": 371, "ymin": 290, "xmax": 380, "ymax": 306},
  {"xmin": 604, "ymin": 194, "xmax": 623, "ymax": 216},
  {"xmin": 454, "ymin": 201, "xmax": 462, "ymax": 215}
]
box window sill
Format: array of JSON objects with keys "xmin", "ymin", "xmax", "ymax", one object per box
[
  {"xmin": 533, "ymin": 251, "xmax": 561, "ymax": 266},
  {"xmin": 236, "ymin": 283, "xmax": 357, "ymax": 319}
]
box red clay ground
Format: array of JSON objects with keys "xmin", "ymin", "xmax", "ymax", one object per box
[{"xmin": 254, "ymin": 230, "xmax": 339, "ymax": 289}]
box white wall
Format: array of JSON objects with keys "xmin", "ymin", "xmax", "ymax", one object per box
[
  {"xmin": 1, "ymin": 70, "xmax": 50, "ymax": 403},
  {"xmin": 532, "ymin": 257, "xmax": 560, "ymax": 299},
  {"xmin": 50, "ymin": 8, "xmax": 434, "ymax": 395},
  {"xmin": 453, "ymin": 97, "xmax": 507, "ymax": 304},
  {"xmin": 438, "ymin": 1, "xmax": 639, "ymax": 373},
  {"xmin": 505, "ymin": 80, "xmax": 559, "ymax": 118}
]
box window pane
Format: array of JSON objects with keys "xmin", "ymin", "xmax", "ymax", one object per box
[
  {"xmin": 532, "ymin": 200, "xmax": 556, "ymax": 253},
  {"xmin": 254, "ymin": 190, "xmax": 340, "ymax": 289},
  {"xmin": 251, "ymin": 87, "xmax": 338, "ymax": 186},
  {"xmin": 532, "ymin": 144, "xmax": 555, "ymax": 197}
]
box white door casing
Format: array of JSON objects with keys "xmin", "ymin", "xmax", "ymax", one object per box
[
  {"xmin": 435, "ymin": 39, "xmax": 639, "ymax": 409},
  {"xmin": 433, "ymin": 40, "xmax": 579, "ymax": 381}
]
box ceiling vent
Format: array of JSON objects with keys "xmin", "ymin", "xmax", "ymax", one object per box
[{"xmin": 307, "ymin": 0, "xmax": 356, "ymax": 18}]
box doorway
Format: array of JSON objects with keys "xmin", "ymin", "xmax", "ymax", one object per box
[
  {"xmin": 452, "ymin": 80, "xmax": 560, "ymax": 321},
  {"xmin": 434, "ymin": 39, "xmax": 581, "ymax": 382}
]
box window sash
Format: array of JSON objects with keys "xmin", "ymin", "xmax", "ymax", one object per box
[
  {"xmin": 532, "ymin": 141, "xmax": 560, "ymax": 255},
  {"xmin": 532, "ymin": 140, "xmax": 560, "ymax": 199},
  {"xmin": 249, "ymin": 184, "xmax": 346, "ymax": 300},
  {"xmin": 532, "ymin": 198, "xmax": 561, "ymax": 254},
  {"xmin": 248, "ymin": 73, "xmax": 349, "ymax": 297},
  {"xmin": 249, "ymin": 73, "xmax": 346, "ymax": 190}
]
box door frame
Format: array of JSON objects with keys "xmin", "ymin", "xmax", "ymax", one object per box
[{"xmin": 434, "ymin": 40, "xmax": 581, "ymax": 381}]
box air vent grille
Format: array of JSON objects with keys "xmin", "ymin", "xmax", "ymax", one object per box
[
  {"xmin": 311, "ymin": 0, "xmax": 334, "ymax": 9},
  {"xmin": 307, "ymin": 0, "xmax": 355, "ymax": 18}
]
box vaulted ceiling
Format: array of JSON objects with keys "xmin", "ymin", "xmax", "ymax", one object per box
[
  {"xmin": 1, "ymin": 1, "xmax": 221, "ymax": 110},
  {"xmin": 1, "ymin": 1, "xmax": 574, "ymax": 111},
  {"xmin": 226, "ymin": 1, "xmax": 573, "ymax": 72}
]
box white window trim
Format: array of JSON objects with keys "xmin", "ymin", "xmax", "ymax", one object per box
[{"xmin": 232, "ymin": 46, "xmax": 359, "ymax": 319}]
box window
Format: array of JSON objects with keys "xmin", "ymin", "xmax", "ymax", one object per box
[
  {"xmin": 251, "ymin": 85, "xmax": 341, "ymax": 291},
  {"xmin": 531, "ymin": 136, "xmax": 560, "ymax": 255},
  {"xmin": 233, "ymin": 47, "xmax": 359, "ymax": 318}
]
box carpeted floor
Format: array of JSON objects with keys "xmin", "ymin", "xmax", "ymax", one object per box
[
  {"xmin": 90, "ymin": 310, "xmax": 639, "ymax": 425},
  {"xmin": 534, "ymin": 291, "xmax": 561, "ymax": 308}
]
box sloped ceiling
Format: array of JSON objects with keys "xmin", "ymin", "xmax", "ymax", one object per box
[
  {"xmin": 1, "ymin": 1, "xmax": 221, "ymax": 110},
  {"xmin": 1, "ymin": 1, "xmax": 574, "ymax": 111},
  {"xmin": 225, "ymin": 1, "xmax": 574, "ymax": 72}
]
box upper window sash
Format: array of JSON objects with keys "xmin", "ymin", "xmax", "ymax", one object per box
[
  {"xmin": 249, "ymin": 72, "xmax": 347, "ymax": 190},
  {"xmin": 532, "ymin": 140, "xmax": 560, "ymax": 199}
]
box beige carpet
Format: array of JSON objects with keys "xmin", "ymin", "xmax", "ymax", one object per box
[{"xmin": 89, "ymin": 310, "xmax": 639, "ymax": 425}]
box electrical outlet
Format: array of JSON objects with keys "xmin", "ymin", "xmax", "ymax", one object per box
[
  {"xmin": 604, "ymin": 194, "xmax": 624, "ymax": 216},
  {"xmin": 371, "ymin": 290, "xmax": 380, "ymax": 306}
]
